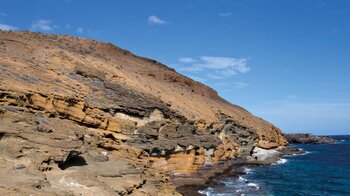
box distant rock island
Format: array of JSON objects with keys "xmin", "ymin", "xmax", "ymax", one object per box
[{"xmin": 284, "ymin": 133, "xmax": 337, "ymax": 144}]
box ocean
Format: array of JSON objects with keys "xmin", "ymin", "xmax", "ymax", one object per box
[{"xmin": 199, "ymin": 135, "xmax": 350, "ymax": 196}]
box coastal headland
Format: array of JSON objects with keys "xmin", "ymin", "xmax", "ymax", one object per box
[{"xmin": 0, "ymin": 31, "xmax": 289, "ymax": 195}]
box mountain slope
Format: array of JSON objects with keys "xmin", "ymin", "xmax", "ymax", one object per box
[{"xmin": 0, "ymin": 31, "xmax": 286, "ymax": 195}]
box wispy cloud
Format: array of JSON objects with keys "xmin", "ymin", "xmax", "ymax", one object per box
[
  {"xmin": 218, "ymin": 12, "xmax": 232, "ymax": 17},
  {"xmin": 76, "ymin": 27, "xmax": 84, "ymax": 33},
  {"xmin": 178, "ymin": 56, "xmax": 250, "ymax": 80},
  {"xmin": 65, "ymin": 24, "xmax": 71, "ymax": 29},
  {"xmin": 199, "ymin": 56, "xmax": 249, "ymax": 72},
  {"xmin": 179, "ymin": 57, "xmax": 197, "ymax": 63},
  {"xmin": 286, "ymin": 95, "xmax": 298, "ymax": 99},
  {"xmin": 31, "ymin": 19, "xmax": 54, "ymax": 31},
  {"xmin": 148, "ymin": 15, "xmax": 166, "ymax": 25},
  {"xmin": 233, "ymin": 82, "xmax": 248, "ymax": 89},
  {"xmin": 87, "ymin": 29, "xmax": 102, "ymax": 37},
  {"xmin": 0, "ymin": 12, "xmax": 7, "ymax": 17},
  {"xmin": 0, "ymin": 24, "xmax": 17, "ymax": 31}
]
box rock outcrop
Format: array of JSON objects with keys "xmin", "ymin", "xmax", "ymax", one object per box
[
  {"xmin": 0, "ymin": 30, "xmax": 287, "ymax": 195},
  {"xmin": 284, "ymin": 133, "xmax": 337, "ymax": 144}
]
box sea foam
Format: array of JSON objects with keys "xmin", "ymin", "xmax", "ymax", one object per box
[
  {"xmin": 244, "ymin": 167, "xmax": 253, "ymax": 174},
  {"xmin": 238, "ymin": 176, "xmax": 248, "ymax": 182},
  {"xmin": 198, "ymin": 187, "xmax": 215, "ymax": 196},
  {"xmin": 273, "ymin": 158, "xmax": 288, "ymax": 165},
  {"xmin": 247, "ymin": 182, "xmax": 260, "ymax": 190}
]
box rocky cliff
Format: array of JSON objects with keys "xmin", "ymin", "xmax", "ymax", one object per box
[{"xmin": 0, "ymin": 30, "xmax": 287, "ymax": 195}]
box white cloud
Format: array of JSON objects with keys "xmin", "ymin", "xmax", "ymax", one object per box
[
  {"xmin": 31, "ymin": 19, "xmax": 54, "ymax": 31},
  {"xmin": 0, "ymin": 24, "xmax": 17, "ymax": 31},
  {"xmin": 179, "ymin": 57, "xmax": 197, "ymax": 63},
  {"xmin": 199, "ymin": 56, "xmax": 249, "ymax": 72},
  {"xmin": 207, "ymin": 70, "xmax": 236, "ymax": 79},
  {"xmin": 218, "ymin": 12, "xmax": 232, "ymax": 17},
  {"xmin": 178, "ymin": 56, "xmax": 250, "ymax": 79},
  {"xmin": 76, "ymin": 27, "xmax": 84, "ymax": 33},
  {"xmin": 148, "ymin": 15, "xmax": 166, "ymax": 25},
  {"xmin": 177, "ymin": 56, "xmax": 250, "ymax": 80}
]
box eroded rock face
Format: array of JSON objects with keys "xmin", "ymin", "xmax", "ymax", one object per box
[{"xmin": 0, "ymin": 30, "xmax": 287, "ymax": 195}]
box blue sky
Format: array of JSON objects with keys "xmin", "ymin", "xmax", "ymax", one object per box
[{"xmin": 1, "ymin": 0, "xmax": 349, "ymax": 135}]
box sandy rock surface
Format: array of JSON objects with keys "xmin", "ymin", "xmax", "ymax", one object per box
[{"xmin": 0, "ymin": 30, "xmax": 287, "ymax": 195}]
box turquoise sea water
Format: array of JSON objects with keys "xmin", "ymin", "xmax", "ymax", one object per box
[{"xmin": 199, "ymin": 135, "xmax": 350, "ymax": 196}]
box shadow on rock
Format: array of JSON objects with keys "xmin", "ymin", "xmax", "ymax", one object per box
[{"xmin": 58, "ymin": 151, "xmax": 87, "ymax": 170}]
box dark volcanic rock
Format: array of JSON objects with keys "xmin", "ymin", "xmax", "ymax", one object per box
[{"xmin": 284, "ymin": 133, "xmax": 337, "ymax": 144}]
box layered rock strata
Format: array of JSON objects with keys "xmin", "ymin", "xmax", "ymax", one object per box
[{"xmin": 0, "ymin": 30, "xmax": 287, "ymax": 195}]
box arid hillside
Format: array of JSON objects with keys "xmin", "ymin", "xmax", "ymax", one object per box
[{"xmin": 0, "ymin": 30, "xmax": 287, "ymax": 195}]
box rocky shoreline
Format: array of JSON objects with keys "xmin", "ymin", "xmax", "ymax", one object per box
[
  {"xmin": 179, "ymin": 133, "xmax": 339, "ymax": 195},
  {"xmin": 284, "ymin": 133, "xmax": 337, "ymax": 144},
  {"xmin": 175, "ymin": 146, "xmax": 304, "ymax": 195}
]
